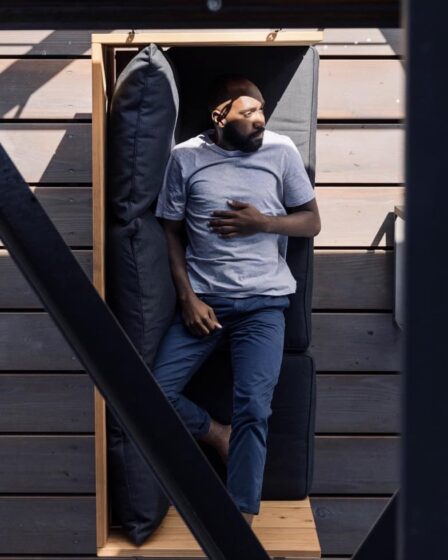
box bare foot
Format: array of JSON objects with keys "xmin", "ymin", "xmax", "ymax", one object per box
[
  {"xmin": 197, "ymin": 419, "xmax": 231, "ymax": 464},
  {"xmin": 242, "ymin": 512, "xmax": 254, "ymax": 527}
]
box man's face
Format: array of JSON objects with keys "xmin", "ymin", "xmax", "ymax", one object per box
[{"xmin": 215, "ymin": 95, "xmax": 266, "ymax": 152}]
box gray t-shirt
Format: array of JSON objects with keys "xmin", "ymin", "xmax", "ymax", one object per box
[{"xmin": 155, "ymin": 128, "xmax": 315, "ymax": 297}]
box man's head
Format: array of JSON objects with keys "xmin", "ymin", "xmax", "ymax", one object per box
[{"xmin": 206, "ymin": 73, "xmax": 266, "ymax": 153}]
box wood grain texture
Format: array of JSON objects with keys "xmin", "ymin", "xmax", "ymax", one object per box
[
  {"xmin": 0, "ymin": 312, "xmax": 402, "ymax": 371},
  {"xmin": 0, "ymin": 59, "xmax": 403, "ymax": 120},
  {"xmin": 314, "ymin": 250, "xmax": 394, "ymax": 308},
  {"xmin": 0, "ymin": 125, "xmax": 403, "ymax": 184},
  {"xmin": 312, "ymin": 436, "xmax": 399, "ymax": 494},
  {"xmin": 0, "ymin": 497, "xmax": 96, "ymax": 554},
  {"xmin": 0, "ymin": 186, "xmax": 405, "ymax": 251},
  {"xmin": 0, "ymin": 249, "xmax": 393, "ymax": 310},
  {"xmin": 0, "ymin": 250, "xmax": 92, "ymax": 308},
  {"xmin": 318, "ymin": 59, "xmax": 404, "ymax": 119},
  {"xmin": 0, "ymin": 434, "xmax": 397, "ymax": 495},
  {"xmin": 318, "ymin": 28, "xmax": 403, "ymax": 56},
  {"xmin": 0, "ymin": 59, "xmax": 91, "ymax": 119},
  {"xmin": 0, "ymin": 313, "xmax": 79, "ymax": 370},
  {"xmin": 0, "ymin": 188, "xmax": 92, "ymax": 248},
  {"xmin": 310, "ymin": 497, "xmax": 390, "ymax": 556},
  {"xmin": 316, "ymin": 374, "xmax": 400, "ymax": 432},
  {"xmin": 0, "ymin": 436, "xmax": 95, "ymax": 493},
  {"xmin": 100, "ymin": 499, "xmax": 321, "ymax": 558},
  {"xmin": 310, "ymin": 313, "xmax": 402, "ymax": 371},
  {"xmin": 0, "ymin": 124, "xmax": 91, "ymax": 183},
  {"xmin": 316, "ymin": 126, "xmax": 404, "ymax": 184},
  {"xmin": 315, "ymin": 187, "xmax": 405, "ymax": 247},
  {"xmin": 0, "ymin": 373, "xmax": 398, "ymax": 434},
  {"xmin": 0, "ymin": 374, "xmax": 94, "ymax": 432},
  {"xmin": 0, "ymin": 28, "xmax": 403, "ymax": 57}
]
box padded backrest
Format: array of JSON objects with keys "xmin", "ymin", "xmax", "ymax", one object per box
[
  {"xmin": 164, "ymin": 46, "xmax": 319, "ymax": 351},
  {"xmin": 108, "ymin": 43, "xmax": 179, "ymax": 224}
]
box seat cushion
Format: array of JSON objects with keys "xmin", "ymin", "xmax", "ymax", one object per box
[{"xmin": 184, "ymin": 344, "xmax": 316, "ymax": 498}]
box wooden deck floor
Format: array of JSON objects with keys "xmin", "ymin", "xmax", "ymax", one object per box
[{"xmin": 98, "ymin": 499, "xmax": 321, "ymax": 559}]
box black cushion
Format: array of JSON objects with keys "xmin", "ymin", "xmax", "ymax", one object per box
[
  {"xmin": 106, "ymin": 44, "xmax": 179, "ymax": 545},
  {"xmin": 184, "ymin": 342, "xmax": 316, "ymax": 498},
  {"xmin": 108, "ymin": 43, "xmax": 179, "ymax": 224}
]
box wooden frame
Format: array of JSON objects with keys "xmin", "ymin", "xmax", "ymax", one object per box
[{"xmin": 91, "ymin": 28, "xmax": 323, "ymax": 558}]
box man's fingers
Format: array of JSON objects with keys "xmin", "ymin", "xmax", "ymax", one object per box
[{"xmin": 208, "ymin": 308, "xmax": 223, "ymax": 329}]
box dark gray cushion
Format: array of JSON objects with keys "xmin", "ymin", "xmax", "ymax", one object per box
[
  {"xmin": 184, "ymin": 343, "xmax": 316, "ymax": 498},
  {"xmin": 106, "ymin": 44, "xmax": 179, "ymax": 545},
  {"xmin": 108, "ymin": 43, "xmax": 179, "ymax": 224},
  {"xmin": 164, "ymin": 45, "xmax": 319, "ymax": 352}
]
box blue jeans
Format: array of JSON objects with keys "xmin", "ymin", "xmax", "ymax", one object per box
[{"xmin": 151, "ymin": 293, "xmax": 290, "ymax": 514}]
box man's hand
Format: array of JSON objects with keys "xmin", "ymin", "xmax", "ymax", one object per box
[
  {"xmin": 180, "ymin": 293, "xmax": 223, "ymax": 337},
  {"xmin": 207, "ymin": 199, "xmax": 268, "ymax": 238}
]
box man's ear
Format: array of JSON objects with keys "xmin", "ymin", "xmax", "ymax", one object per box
[{"xmin": 212, "ymin": 110, "xmax": 226, "ymax": 127}]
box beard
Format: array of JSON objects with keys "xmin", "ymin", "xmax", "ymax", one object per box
[{"xmin": 222, "ymin": 121, "xmax": 264, "ymax": 152}]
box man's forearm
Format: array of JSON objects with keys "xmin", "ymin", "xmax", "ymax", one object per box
[
  {"xmin": 165, "ymin": 232, "xmax": 196, "ymax": 302},
  {"xmin": 263, "ymin": 210, "xmax": 320, "ymax": 237}
]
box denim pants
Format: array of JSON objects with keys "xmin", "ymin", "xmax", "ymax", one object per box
[{"xmin": 151, "ymin": 293, "xmax": 290, "ymax": 514}]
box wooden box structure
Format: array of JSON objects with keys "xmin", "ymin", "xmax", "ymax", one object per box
[{"xmin": 91, "ymin": 29, "xmax": 323, "ymax": 559}]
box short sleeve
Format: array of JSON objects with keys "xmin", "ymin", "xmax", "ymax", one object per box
[
  {"xmin": 155, "ymin": 152, "xmax": 186, "ymax": 220},
  {"xmin": 282, "ymin": 139, "xmax": 315, "ymax": 207}
]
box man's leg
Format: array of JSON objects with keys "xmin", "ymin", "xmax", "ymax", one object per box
[
  {"xmin": 226, "ymin": 295, "xmax": 290, "ymax": 518},
  {"xmin": 151, "ymin": 306, "xmax": 228, "ymax": 442}
]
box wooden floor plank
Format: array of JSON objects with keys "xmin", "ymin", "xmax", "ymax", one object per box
[
  {"xmin": 0, "ymin": 313, "xmax": 402, "ymax": 371},
  {"xmin": 99, "ymin": 500, "xmax": 321, "ymax": 558}
]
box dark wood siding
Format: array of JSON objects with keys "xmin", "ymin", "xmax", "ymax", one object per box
[{"xmin": 0, "ymin": 28, "xmax": 403, "ymax": 557}]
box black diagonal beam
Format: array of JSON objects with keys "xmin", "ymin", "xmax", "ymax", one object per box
[
  {"xmin": 352, "ymin": 491, "xmax": 398, "ymax": 560},
  {"xmin": 0, "ymin": 0, "xmax": 399, "ymax": 29},
  {"xmin": 0, "ymin": 144, "xmax": 271, "ymax": 560}
]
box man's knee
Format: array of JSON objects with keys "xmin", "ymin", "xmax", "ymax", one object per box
[{"xmin": 232, "ymin": 394, "xmax": 273, "ymax": 429}]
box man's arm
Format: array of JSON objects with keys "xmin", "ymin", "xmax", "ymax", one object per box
[
  {"xmin": 263, "ymin": 197, "xmax": 321, "ymax": 238},
  {"xmin": 208, "ymin": 197, "xmax": 321, "ymax": 239},
  {"xmin": 160, "ymin": 218, "xmax": 222, "ymax": 336}
]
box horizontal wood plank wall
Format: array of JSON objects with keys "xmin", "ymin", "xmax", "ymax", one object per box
[{"xmin": 0, "ymin": 28, "xmax": 403, "ymax": 557}]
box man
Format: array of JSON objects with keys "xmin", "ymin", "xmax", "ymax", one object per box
[{"xmin": 153, "ymin": 73, "xmax": 321, "ymax": 527}]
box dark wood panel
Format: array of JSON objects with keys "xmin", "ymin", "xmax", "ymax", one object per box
[
  {"xmin": 0, "ymin": 436, "xmax": 95, "ymax": 493},
  {"xmin": 0, "ymin": 314, "xmax": 79, "ymax": 370},
  {"xmin": 0, "ymin": 250, "xmax": 392, "ymax": 310},
  {"xmin": 316, "ymin": 374, "xmax": 400, "ymax": 432},
  {"xmin": 0, "ymin": 124, "xmax": 91, "ymax": 183},
  {"xmin": 310, "ymin": 497, "xmax": 390, "ymax": 556},
  {"xmin": 0, "ymin": 373, "xmax": 398, "ymax": 434},
  {"xmin": 0, "ymin": 124, "xmax": 402, "ymax": 184},
  {"xmin": 314, "ymin": 250, "xmax": 394, "ymax": 309},
  {"xmin": 0, "ymin": 374, "xmax": 94, "ymax": 432},
  {"xmin": 316, "ymin": 186, "xmax": 404, "ymax": 247},
  {"xmin": 0, "ymin": 188, "xmax": 92, "ymax": 249},
  {"xmin": 311, "ymin": 313, "xmax": 402, "ymax": 371},
  {"xmin": 0, "ymin": 250, "xmax": 92, "ymax": 308},
  {"xmin": 0, "ymin": 2, "xmax": 400, "ymax": 29},
  {"xmin": 0, "ymin": 497, "xmax": 96, "ymax": 554},
  {"xmin": 0, "ymin": 59, "xmax": 91, "ymax": 119},
  {"xmin": 312, "ymin": 437, "xmax": 399, "ymax": 494},
  {"xmin": 0, "ymin": 28, "xmax": 403, "ymax": 57},
  {"xmin": 0, "ymin": 434, "xmax": 397, "ymax": 495},
  {"xmin": 0, "ymin": 58, "xmax": 403, "ymax": 120},
  {"xmin": 0, "ymin": 313, "xmax": 402, "ymax": 371}
]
